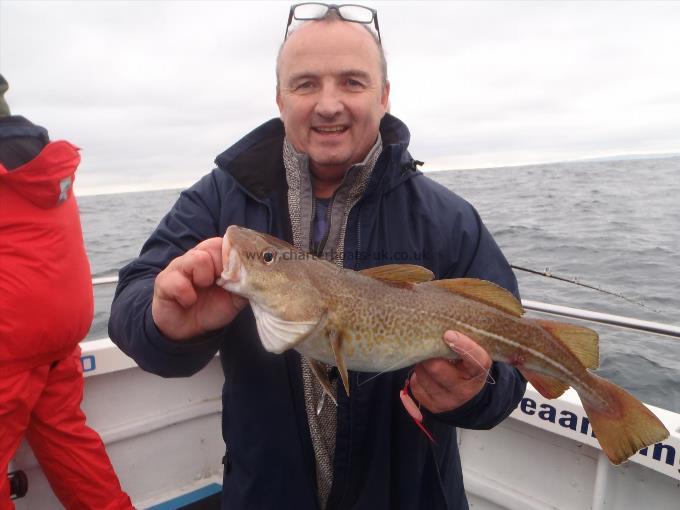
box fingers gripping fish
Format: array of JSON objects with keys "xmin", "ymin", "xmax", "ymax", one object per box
[{"xmin": 217, "ymin": 225, "xmax": 669, "ymax": 465}]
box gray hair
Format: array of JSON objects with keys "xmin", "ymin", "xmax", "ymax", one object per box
[{"xmin": 275, "ymin": 10, "xmax": 388, "ymax": 89}]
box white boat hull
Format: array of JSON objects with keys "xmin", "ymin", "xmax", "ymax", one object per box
[
  {"xmin": 9, "ymin": 339, "xmax": 680, "ymax": 509},
  {"xmin": 11, "ymin": 340, "xmax": 224, "ymax": 509}
]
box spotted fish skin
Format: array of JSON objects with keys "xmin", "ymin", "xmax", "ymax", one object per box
[{"xmin": 218, "ymin": 225, "xmax": 669, "ymax": 465}]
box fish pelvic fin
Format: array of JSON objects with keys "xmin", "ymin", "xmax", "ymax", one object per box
[
  {"xmin": 306, "ymin": 358, "xmax": 337, "ymax": 408},
  {"xmin": 519, "ymin": 369, "xmax": 571, "ymax": 399},
  {"xmin": 580, "ymin": 373, "xmax": 669, "ymax": 465},
  {"xmin": 421, "ymin": 278, "xmax": 524, "ymax": 317},
  {"xmin": 533, "ymin": 319, "xmax": 599, "ymax": 369},
  {"xmin": 329, "ymin": 330, "xmax": 350, "ymax": 397},
  {"xmin": 360, "ymin": 264, "xmax": 434, "ymax": 287}
]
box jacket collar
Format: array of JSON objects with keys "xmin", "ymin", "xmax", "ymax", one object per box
[{"xmin": 214, "ymin": 113, "xmax": 419, "ymax": 201}]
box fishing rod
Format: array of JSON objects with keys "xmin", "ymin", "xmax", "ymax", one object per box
[{"xmin": 511, "ymin": 264, "xmax": 662, "ymax": 314}]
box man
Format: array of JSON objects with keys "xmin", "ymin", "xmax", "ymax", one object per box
[
  {"xmin": 110, "ymin": 4, "xmax": 525, "ymax": 509},
  {"xmin": 0, "ymin": 74, "xmax": 133, "ymax": 509}
]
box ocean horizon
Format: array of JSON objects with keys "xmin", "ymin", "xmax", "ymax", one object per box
[
  {"xmin": 74, "ymin": 151, "xmax": 680, "ymax": 198},
  {"xmin": 80, "ymin": 155, "xmax": 680, "ymax": 413}
]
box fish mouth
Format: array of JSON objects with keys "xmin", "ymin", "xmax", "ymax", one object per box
[{"xmin": 216, "ymin": 233, "xmax": 245, "ymax": 293}]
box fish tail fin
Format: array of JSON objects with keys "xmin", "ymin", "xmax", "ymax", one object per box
[{"xmin": 580, "ymin": 373, "xmax": 669, "ymax": 464}]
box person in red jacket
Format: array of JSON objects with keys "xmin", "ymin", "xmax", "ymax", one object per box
[{"xmin": 0, "ymin": 75, "xmax": 133, "ymax": 510}]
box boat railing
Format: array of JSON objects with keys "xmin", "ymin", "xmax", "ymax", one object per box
[
  {"xmin": 88, "ymin": 275, "xmax": 680, "ymax": 488},
  {"xmin": 93, "ymin": 276, "xmax": 120, "ymax": 286},
  {"xmin": 522, "ymin": 300, "xmax": 680, "ymax": 339},
  {"xmin": 93, "ymin": 276, "xmax": 680, "ymax": 339}
]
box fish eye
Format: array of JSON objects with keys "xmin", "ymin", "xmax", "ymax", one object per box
[{"xmin": 262, "ymin": 250, "xmax": 275, "ymax": 264}]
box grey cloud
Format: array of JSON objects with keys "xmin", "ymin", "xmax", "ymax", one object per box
[{"xmin": 2, "ymin": 1, "xmax": 679, "ymax": 192}]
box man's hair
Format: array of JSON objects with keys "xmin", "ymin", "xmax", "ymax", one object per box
[{"xmin": 275, "ymin": 9, "xmax": 388, "ymax": 89}]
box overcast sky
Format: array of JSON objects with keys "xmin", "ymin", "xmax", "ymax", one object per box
[{"xmin": 1, "ymin": 1, "xmax": 679, "ymax": 194}]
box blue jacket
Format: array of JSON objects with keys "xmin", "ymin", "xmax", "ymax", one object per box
[{"xmin": 109, "ymin": 114, "xmax": 526, "ymax": 510}]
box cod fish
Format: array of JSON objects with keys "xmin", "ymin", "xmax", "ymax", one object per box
[{"xmin": 217, "ymin": 225, "xmax": 669, "ymax": 465}]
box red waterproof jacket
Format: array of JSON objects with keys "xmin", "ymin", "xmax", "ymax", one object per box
[{"xmin": 0, "ymin": 141, "xmax": 93, "ymax": 376}]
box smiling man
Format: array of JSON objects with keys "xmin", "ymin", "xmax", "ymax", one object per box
[
  {"xmin": 276, "ymin": 19, "xmax": 389, "ymax": 198},
  {"xmin": 110, "ymin": 4, "xmax": 525, "ymax": 509}
]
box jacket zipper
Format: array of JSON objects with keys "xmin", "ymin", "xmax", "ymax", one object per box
[
  {"xmin": 308, "ymin": 197, "xmax": 316, "ymax": 252},
  {"xmin": 320, "ymin": 195, "xmax": 335, "ymax": 256},
  {"xmin": 354, "ymin": 204, "xmax": 362, "ymax": 269}
]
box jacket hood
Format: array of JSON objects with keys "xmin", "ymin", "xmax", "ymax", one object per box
[
  {"xmin": 0, "ymin": 140, "xmax": 80, "ymax": 208},
  {"xmin": 214, "ymin": 113, "xmax": 420, "ymax": 200},
  {"xmin": 0, "ymin": 115, "xmax": 50, "ymax": 169},
  {"xmin": 0, "ymin": 115, "xmax": 49, "ymax": 139}
]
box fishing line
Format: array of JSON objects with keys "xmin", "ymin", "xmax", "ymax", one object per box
[
  {"xmin": 356, "ymin": 358, "xmax": 407, "ymax": 387},
  {"xmin": 446, "ymin": 340, "xmax": 496, "ymax": 386},
  {"xmin": 511, "ymin": 264, "xmax": 664, "ymax": 314},
  {"xmin": 356, "ymin": 341, "xmax": 497, "ymax": 389}
]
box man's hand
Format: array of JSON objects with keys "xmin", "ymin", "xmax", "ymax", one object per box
[
  {"xmin": 151, "ymin": 237, "xmax": 247, "ymax": 341},
  {"xmin": 410, "ymin": 331, "xmax": 492, "ymax": 414}
]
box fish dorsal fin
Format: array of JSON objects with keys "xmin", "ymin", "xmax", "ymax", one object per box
[
  {"xmin": 534, "ymin": 319, "xmax": 600, "ymax": 369},
  {"xmin": 423, "ymin": 278, "xmax": 524, "ymax": 317},
  {"xmin": 360, "ymin": 265, "xmax": 434, "ymax": 287}
]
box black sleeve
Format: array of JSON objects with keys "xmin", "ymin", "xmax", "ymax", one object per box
[{"xmin": 108, "ymin": 172, "xmax": 231, "ymax": 377}]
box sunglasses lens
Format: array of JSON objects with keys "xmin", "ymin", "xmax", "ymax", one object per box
[
  {"xmin": 338, "ymin": 5, "xmax": 373, "ymax": 23},
  {"xmin": 293, "ymin": 3, "xmax": 329, "ymax": 20},
  {"xmin": 287, "ymin": 3, "xmax": 380, "ymax": 43}
]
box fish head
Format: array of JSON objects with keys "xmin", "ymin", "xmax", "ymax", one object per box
[{"xmin": 217, "ymin": 225, "xmax": 326, "ymax": 323}]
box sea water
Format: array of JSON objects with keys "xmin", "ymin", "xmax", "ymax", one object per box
[{"xmin": 79, "ymin": 156, "xmax": 680, "ymax": 412}]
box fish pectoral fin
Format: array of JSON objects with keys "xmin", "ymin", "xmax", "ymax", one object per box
[
  {"xmin": 360, "ymin": 264, "xmax": 434, "ymax": 286},
  {"xmin": 306, "ymin": 358, "xmax": 337, "ymax": 407},
  {"xmin": 329, "ymin": 330, "xmax": 350, "ymax": 397},
  {"xmin": 533, "ymin": 319, "xmax": 599, "ymax": 369},
  {"xmin": 519, "ymin": 368, "xmax": 571, "ymax": 399},
  {"xmin": 290, "ymin": 310, "xmax": 330, "ymax": 347},
  {"xmin": 421, "ymin": 278, "xmax": 524, "ymax": 317},
  {"xmin": 251, "ymin": 303, "xmax": 325, "ymax": 354}
]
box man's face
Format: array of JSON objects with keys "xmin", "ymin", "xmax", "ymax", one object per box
[{"xmin": 276, "ymin": 21, "xmax": 390, "ymax": 185}]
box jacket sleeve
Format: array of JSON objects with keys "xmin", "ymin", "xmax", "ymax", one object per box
[
  {"xmin": 108, "ymin": 172, "xmax": 229, "ymax": 378},
  {"xmin": 434, "ymin": 206, "xmax": 527, "ymax": 429}
]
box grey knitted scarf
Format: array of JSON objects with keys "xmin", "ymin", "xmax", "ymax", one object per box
[{"xmin": 283, "ymin": 134, "xmax": 382, "ymax": 508}]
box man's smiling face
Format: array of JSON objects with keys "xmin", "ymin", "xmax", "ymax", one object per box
[{"xmin": 276, "ymin": 20, "xmax": 389, "ymax": 191}]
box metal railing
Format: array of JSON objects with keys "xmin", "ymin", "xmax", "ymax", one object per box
[
  {"xmin": 522, "ymin": 300, "xmax": 680, "ymax": 340},
  {"xmin": 94, "ymin": 276, "xmax": 680, "ymax": 340},
  {"xmin": 93, "ymin": 276, "xmax": 119, "ymax": 286}
]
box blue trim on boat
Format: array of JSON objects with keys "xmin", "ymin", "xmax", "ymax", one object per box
[{"xmin": 146, "ymin": 483, "xmax": 222, "ymax": 510}]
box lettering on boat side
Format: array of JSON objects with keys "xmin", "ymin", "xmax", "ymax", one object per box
[
  {"xmin": 520, "ymin": 397, "xmax": 596, "ymax": 437},
  {"xmin": 81, "ymin": 355, "xmax": 96, "ymax": 373},
  {"xmin": 638, "ymin": 444, "xmax": 676, "ymax": 467},
  {"xmin": 518, "ymin": 396, "xmax": 680, "ymax": 477}
]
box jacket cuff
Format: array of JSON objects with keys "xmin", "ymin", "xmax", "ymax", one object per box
[
  {"xmin": 144, "ymin": 303, "xmax": 224, "ymax": 355},
  {"xmin": 429, "ymin": 362, "xmax": 525, "ymax": 428},
  {"xmin": 430, "ymin": 362, "xmax": 499, "ymax": 422}
]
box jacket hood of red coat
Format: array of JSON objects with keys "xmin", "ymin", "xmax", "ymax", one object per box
[{"xmin": 0, "ymin": 140, "xmax": 81, "ymax": 208}]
